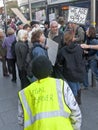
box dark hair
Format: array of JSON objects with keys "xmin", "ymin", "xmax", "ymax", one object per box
[
  {"xmin": 44, "ymin": 21, "xmax": 50, "ymax": 27},
  {"xmin": 64, "ymin": 31, "xmax": 73, "ymax": 45},
  {"xmin": 31, "ymin": 29, "xmax": 43, "ymax": 43},
  {"xmin": 88, "ymin": 26, "xmax": 96, "ymax": 38},
  {"xmin": 23, "ymin": 24, "xmax": 31, "ymax": 29},
  {"xmin": 58, "ymin": 17, "xmax": 65, "ymax": 25},
  {"xmin": 32, "ymin": 56, "xmax": 53, "ymax": 79},
  {"xmin": 30, "ymin": 20, "xmax": 39, "ymax": 27}
]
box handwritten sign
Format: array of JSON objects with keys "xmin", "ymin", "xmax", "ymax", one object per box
[
  {"xmin": 68, "ymin": 6, "xmax": 88, "ymax": 25},
  {"xmin": 46, "ymin": 38, "xmax": 59, "ymax": 66},
  {"xmin": 31, "ymin": 87, "xmax": 54, "ymax": 104}
]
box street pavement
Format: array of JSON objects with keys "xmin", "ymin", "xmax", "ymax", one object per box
[{"xmin": 0, "ymin": 62, "xmax": 98, "ymax": 130}]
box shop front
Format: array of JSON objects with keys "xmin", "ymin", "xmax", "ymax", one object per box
[{"xmin": 47, "ymin": 0, "xmax": 90, "ymax": 23}]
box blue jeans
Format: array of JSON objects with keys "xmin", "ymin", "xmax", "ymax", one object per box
[
  {"xmin": 83, "ymin": 59, "xmax": 98, "ymax": 88},
  {"xmin": 68, "ymin": 82, "xmax": 80, "ymax": 96},
  {"xmin": 83, "ymin": 65, "xmax": 89, "ymax": 88},
  {"xmin": 90, "ymin": 59, "xmax": 98, "ymax": 79}
]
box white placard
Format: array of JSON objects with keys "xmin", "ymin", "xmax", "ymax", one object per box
[
  {"xmin": 49, "ymin": 13, "xmax": 56, "ymax": 22},
  {"xmin": 68, "ymin": 6, "xmax": 88, "ymax": 25},
  {"xmin": 11, "ymin": 8, "xmax": 28, "ymax": 24},
  {"xmin": 46, "ymin": 38, "xmax": 59, "ymax": 66},
  {"xmin": 36, "ymin": 10, "xmax": 46, "ymax": 21}
]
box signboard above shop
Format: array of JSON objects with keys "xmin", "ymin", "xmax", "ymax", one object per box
[{"xmin": 47, "ymin": 0, "xmax": 77, "ymax": 5}]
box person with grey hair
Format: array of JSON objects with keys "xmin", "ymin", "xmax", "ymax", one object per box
[
  {"xmin": 15, "ymin": 29, "xmax": 30, "ymax": 89},
  {"xmin": 0, "ymin": 29, "xmax": 9, "ymax": 76},
  {"xmin": 48, "ymin": 20, "xmax": 65, "ymax": 78},
  {"xmin": 2, "ymin": 27, "xmax": 17, "ymax": 82}
]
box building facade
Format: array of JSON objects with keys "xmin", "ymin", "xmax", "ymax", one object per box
[
  {"xmin": 17, "ymin": 0, "xmax": 46, "ymax": 20},
  {"xmin": 17, "ymin": 0, "xmax": 98, "ymax": 29}
]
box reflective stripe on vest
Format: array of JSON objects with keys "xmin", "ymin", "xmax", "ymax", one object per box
[{"xmin": 20, "ymin": 79, "xmax": 70, "ymax": 128}]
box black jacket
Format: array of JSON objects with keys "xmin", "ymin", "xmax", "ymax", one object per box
[{"xmin": 57, "ymin": 43, "xmax": 86, "ymax": 82}]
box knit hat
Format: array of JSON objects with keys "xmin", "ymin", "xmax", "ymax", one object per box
[{"xmin": 32, "ymin": 56, "xmax": 53, "ymax": 79}]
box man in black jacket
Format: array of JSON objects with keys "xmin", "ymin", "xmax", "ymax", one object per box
[
  {"xmin": 48, "ymin": 20, "xmax": 64, "ymax": 51},
  {"xmin": 48, "ymin": 20, "xmax": 65, "ymax": 79}
]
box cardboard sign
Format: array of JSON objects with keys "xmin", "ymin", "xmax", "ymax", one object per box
[
  {"xmin": 46, "ymin": 38, "xmax": 59, "ymax": 66},
  {"xmin": 68, "ymin": 6, "xmax": 88, "ymax": 25},
  {"xmin": 11, "ymin": 8, "xmax": 28, "ymax": 24},
  {"xmin": 49, "ymin": 13, "xmax": 56, "ymax": 22}
]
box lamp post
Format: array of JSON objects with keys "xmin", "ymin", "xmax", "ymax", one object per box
[
  {"xmin": 3, "ymin": 0, "xmax": 7, "ymax": 34},
  {"xmin": 3, "ymin": 0, "xmax": 7, "ymax": 23},
  {"xmin": 91, "ymin": 0, "xmax": 96, "ymax": 27},
  {"xmin": 28, "ymin": 0, "xmax": 32, "ymax": 21},
  {"xmin": 45, "ymin": 0, "xmax": 48, "ymax": 20}
]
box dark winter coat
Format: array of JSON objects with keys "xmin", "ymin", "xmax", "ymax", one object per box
[
  {"xmin": 15, "ymin": 40, "xmax": 29, "ymax": 70},
  {"xmin": 57, "ymin": 43, "xmax": 86, "ymax": 82},
  {"xmin": 32, "ymin": 42, "xmax": 48, "ymax": 59}
]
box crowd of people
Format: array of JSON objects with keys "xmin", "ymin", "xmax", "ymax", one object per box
[{"xmin": 0, "ymin": 16, "xmax": 98, "ymax": 130}]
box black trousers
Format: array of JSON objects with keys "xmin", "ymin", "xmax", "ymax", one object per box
[
  {"xmin": 7, "ymin": 58, "xmax": 16, "ymax": 80},
  {"xmin": 18, "ymin": 69, "xmax": 30, "ymax": 89},
  {"xmin": 1, "ymin": 56, "xmax": 8, "ymax": 76}
]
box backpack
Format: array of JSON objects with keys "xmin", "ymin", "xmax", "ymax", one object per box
[{"xmin": 11, "ymin": 39, "xmax": 17, "ymax": 59}]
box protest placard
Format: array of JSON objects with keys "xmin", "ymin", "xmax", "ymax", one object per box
[
  {"xmin": 11, "ymin": 8, "xmax": 28, "ymax": 24},
  {"xmin": 68, "ymin": 6, "xmax": 88, "ymax": 25},
  {"xmin": 46, "ymin": 38, "xmax": 59, "ymax": 66},
  {"xmin": 49, "ymin": 13, "xmax": 56, "ymax": 22}
]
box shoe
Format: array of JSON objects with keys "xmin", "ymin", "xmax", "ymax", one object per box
[
  {"xmin": 3, "ymin": 74, "xmax": 9, "ymax": 77},
  {"xmin": 11, "ymin": 79, "xmax": 16, "ymax": 83}
]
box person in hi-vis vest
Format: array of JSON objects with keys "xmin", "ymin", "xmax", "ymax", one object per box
[{"xmin": 18, "ymin": 55, "xmax": 82, "ymax": 130}]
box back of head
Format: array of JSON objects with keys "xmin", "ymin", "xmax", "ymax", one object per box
[
  {"xmin": 64, "ymin": 31, "xmax": 73, "ymax": 45},
  {"xmin": 17, "ymin": 29, "xmax": 28, "ymax": 41},
  {"xmin": 58, "ymin": 17, "xmax": 65, "ymax": 26},
  {"xmin": 7, "ymin": 27, "xmax": 15, "ymax": 35},
  {"xmin": 23, "ymin": 24, "xmax": 31, "ymax": 30},
  {"xmin": 31, "ymin": 29, "xmax": 43, "ymax": 43},
  {"xmin": 32, "ymin": 56, "xmax": 53, "ymax": 80}
]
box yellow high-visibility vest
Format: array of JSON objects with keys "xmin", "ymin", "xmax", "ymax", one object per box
[{"xmin": 19, "ymin": 77, "xmax": 74, "ymax": 130}]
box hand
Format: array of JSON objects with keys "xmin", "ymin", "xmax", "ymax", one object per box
[
  {"xmin": 72, "ymin": 37, "xmax": 76, "ymax": 42},
  {"xmin": 84, "ymin": 50, "xmax": 88, "ymax": 54},
  {"xmin": 81, "ymin": 44, "xmax": 89, "ymax": 49}
]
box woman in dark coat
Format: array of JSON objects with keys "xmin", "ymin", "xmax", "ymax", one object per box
[
  {"xmin": 15, "ymin": 29, "xmax": 30, "ymax": 89},
  {"xmin": 57, "ymin": 31, "xmax": 86, "ymax": 104}
]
